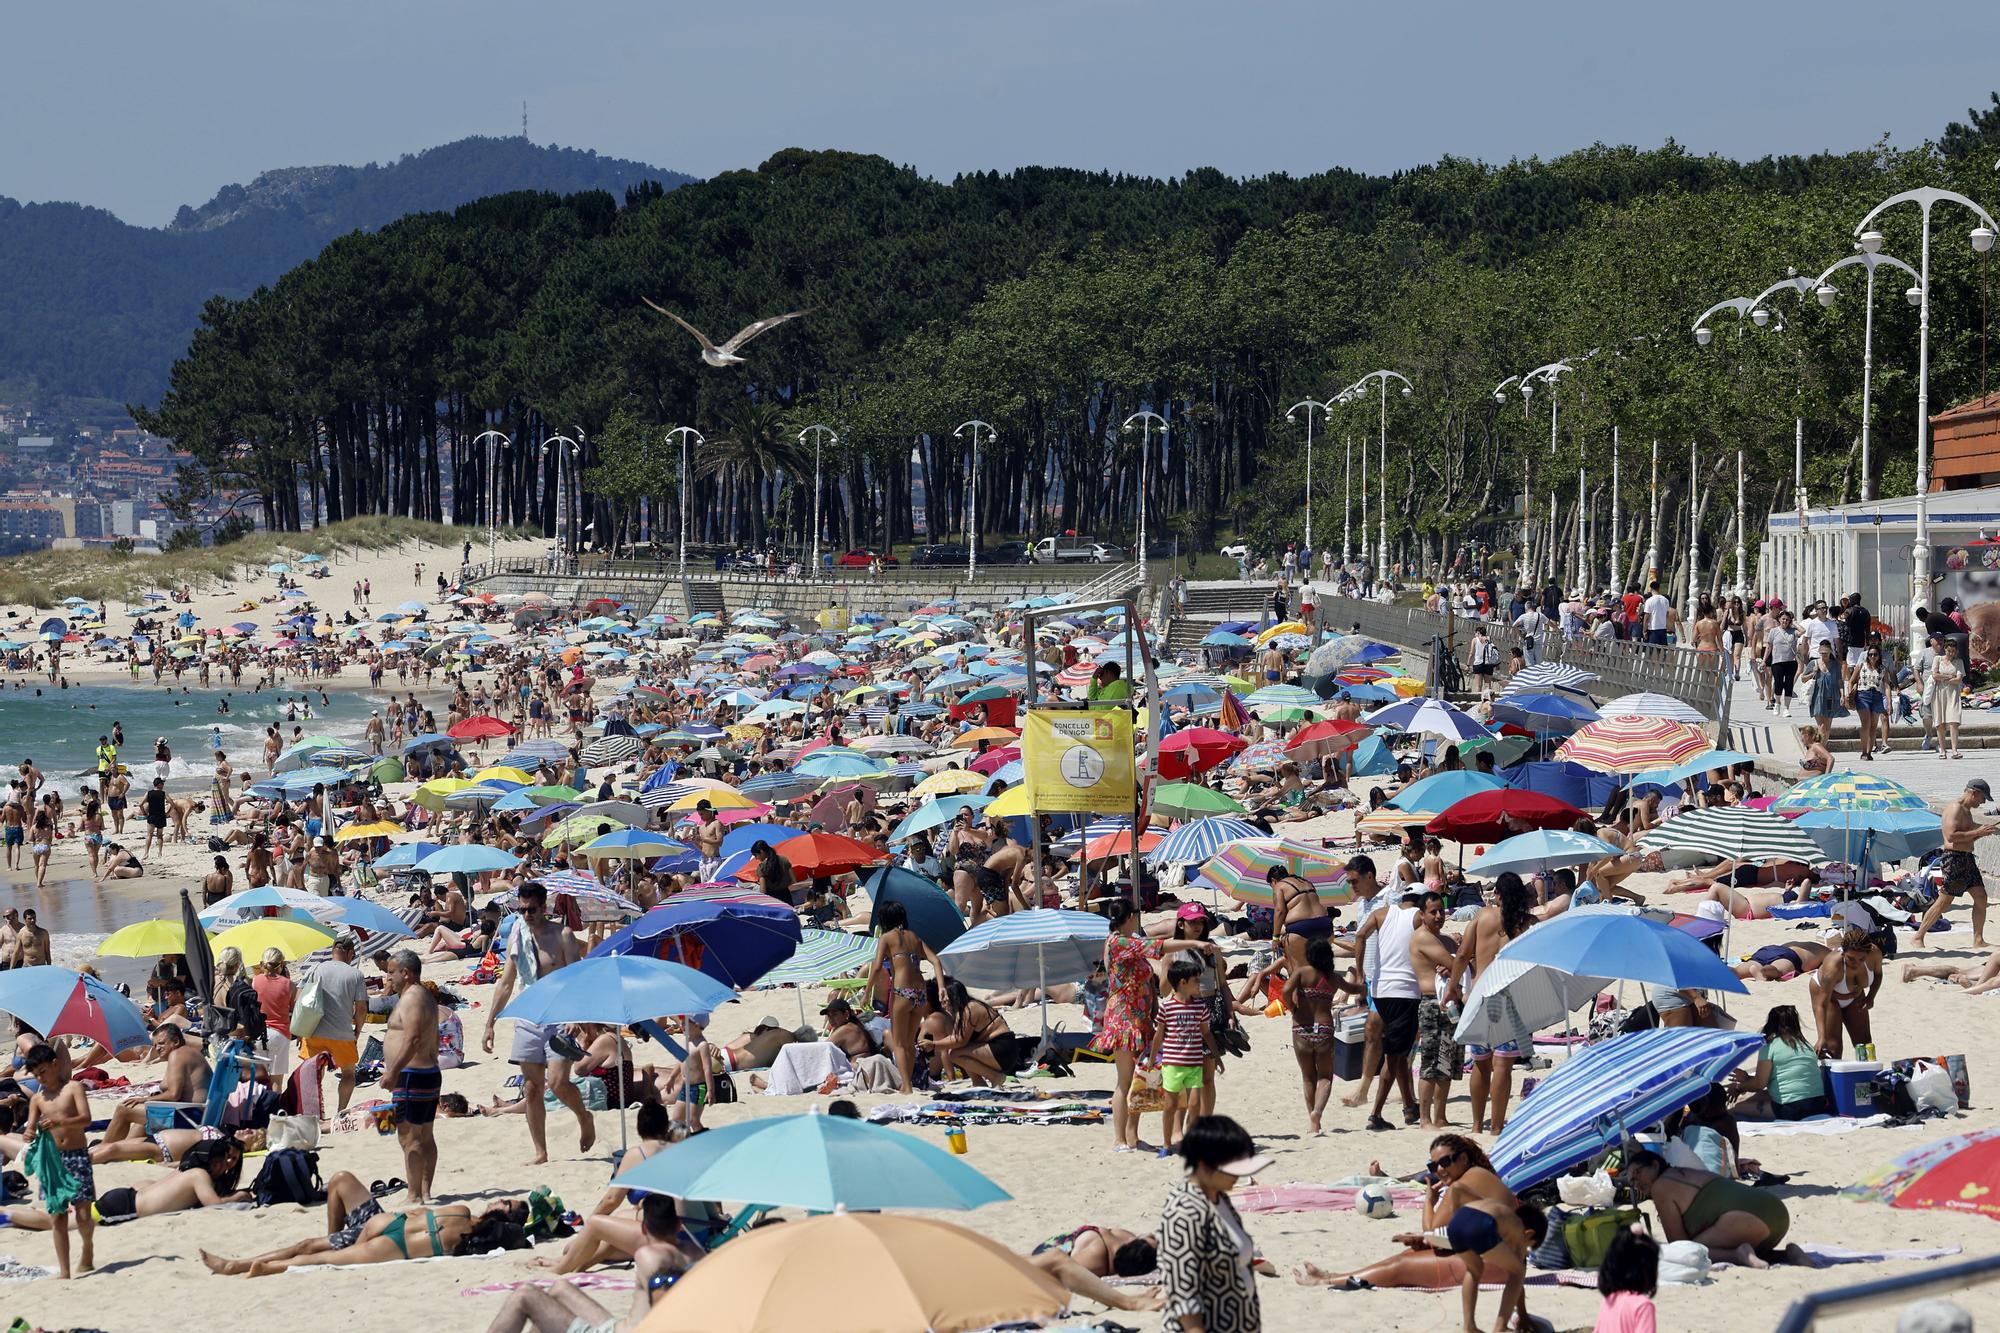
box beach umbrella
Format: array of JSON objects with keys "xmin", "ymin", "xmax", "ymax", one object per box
[
  {"xmin": 1466, "ymin": 829, "xmax": 1626, "ymax": 880},
  {"xmin": 753, "ymin": 928, "xmax": 876, "ymax": 991},
  {"xmin": 911, "ymin": 768, "xmax": 988, "ymax": 799},
  {"xmin": 1149, "ymin": 782, "xmax": 1247, "ymax": 821},
  {"xmin": 1636, "ymin": 806, "xmax": 1826, "ymax": 866},
  {"xmin": 536, "ymin": 869, "xmax": 642, "ymax": 914},
  {"xmin": 1246, "ymin": 683, "xmax": 1320, "ymax": 709},
  {"xmin": 578, "ymin": 828, "xmax": 690, "ymax": 861},
  {"xmin": 415, "ymin": 845, "xmax": 523, "ymax": 876},
  {"xmin": 98, "ymin": 918, "xmax": 189, "ymax": 956},
  {"xmin": 1453, "ymin": 733, "xmax": 1535, "ymax": 768},
  {"xmin": 372, "ymin": 841, "xmax": 444, "ymax": 869},
  {"xmin": 1595, "ymin": 692, "xmax": 1707, "ymax": 724},
  {"xmin": 666, "ymin": 787, "xmax": 763, "ymax": 812},
  {"xmin": 1555, "ymin": 716, "xmax": 1710, "ymax": 774},
  {"xmin": 739, "ymin": 771, "xmax": 820, "ymax": 801},
  {"xmin": 316, "ymin": 897, "xmax": 417, "ymax": 937},
  {"xmin": 1282, "ymin": 718, "xmax": 1374, "ymax": 762},
  {"xmin": 1202, "ymin": 838, "xmax": 1350, "ymax": 906},
  {"xmin": 941, "ymin": 909, "xmax": 1109, "ymax": 1036},
  {"xmin": 1360, "ymin": 696, "xmax": 1488, "ymax": 742},
  {"xmin": 754, "ymin": 832, "xmax": 886, "ymax": 878},
  {"xmin": 0, "ymin": 966, "xmax": 151, "ymax": 1052},
  {"xmin": 1772, "ymin": 770, "xmax": 1929, "ymax": 813},
  {"xmin": 1505, "ymin": 662, "xmax": 1599, "ymax": 695},
  {"xmin": 864, "ymin": 864, "xmax": 966, "ymax": 950},
  {"xmin": 794, "ymin": 750, "xmax": 886, "ymax": 779},
  {"xmin": 249, "ymin": 766, "xmax": 355, "ymax": 800},
  {"xmin": 636, "ymin": 1211, "xmax": 1064, "ymax": 1333},
  {"xmin": 1078, "ymin": 828, "xmax": 1162, "ymax": 862},
  {"xmin": 1491, "ymin": 1029, "xmax": 1763, "ymax": 1189},
  {"xmin": 888, "ymin": 794, "xmax": 993, "ymax": 843},
  {"xmin": 1495, "ymin": 904, "xmax": 1748, "ymax": 994},
  {"xmin": 1791, "ymin": 808, "xmax": 1943, "ymax": 866},
  {"xmin": 1625, "ymin": 749, "xmax": 1763, "ymax": 789},
  {"xmin": 1491, "ymin": 692, "xmax": 1601, "ymax": 730},
  {"xmin": 1157, "ymin": 727, "xmax": 1248, "ymax": 778},
  {"xmin": 614, "ymin": 1112, "xmax": 1009, "ymax": 1213},
  {"xmin": 210, "ymin": 917, "xmax": 336, "ymax": 960},
  {"xmin": 1849, "ymin": 1127, "xmax": 2000, "ymax": 1221},
  {"xmin": 178, "ymin": 887, "xmax": 217, "ymax": 1021},
  {"xmin": 334, "ymin": 819, "xmax": 405, "ymax": 843},
  {"xmin": 1427, "ymin": 790, "xmax": 1587, "ymax": 844},
  {"xmin": 1387, "ymin": 770, "xmax": 1507, "ymax": 813},
  {"xmin": 1451, "ymin": 956, "xmax": 1613, "ymax": 1053},
  {"xmin": 447, "ymin": 714, "xmax": 515, "ymax": 740},
  {"xmin": 590, "ymin": 896, "xmax": 804, "ymax": 987},
  {"xmin": 1146, "ymin": 816, "xmax": 1264, "ymax": 867},
  {"xmin": 581, "ymin": 734, "xmax": 643, "ymax": 765}
]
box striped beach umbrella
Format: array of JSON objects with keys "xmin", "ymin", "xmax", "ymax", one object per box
[
  {"xmin": 1848, "ymin": 1127, "xmax": 2000, "ymax": 1220},
  {"xmin": 940, "ymin": 909, "xmax": 1110, "ymax": 1036},
  {"xmin": 1772, "ymin": 771, "xmax": 1928, "ymax": 813},
  {"xmin": 1359, "ymin": 697, "xmax": 1488, "ymax": 742},
  {"xmin": 1201, "ymin": 838, "xmax": 1351, "ymax": 906},
  {"xmin": 1491, "ymin": 1029, "xmax": 1762, "ymax": 1189},
  {"xmin": 1245, "ymin": 684, "xmax": 1320, "ymax": 709},
  {"xmin": 754, "ymin": 928, "xmax": 877, "ymax": 988},
  {"xmin": 1503, "ymin": 662, "xmax": 1599, "ymax": 695},
  {"xmin": 581, "ymin": 734, "xmax": 643, "ymax": 765},
  {"xmin": 1146, "ymin": 816, "xmax": 1264, "ymax": 866},
  {"xmin": 1555, "ymin": 716, "xmax": 1710, "ymax": 774},
  {"xmin": 1594, "ymin": 692, "xmax": 1707, "ymax": 724},
  {"xmin": 1636, "ymin": 806, "xmax": 1826, "ymax": 865}
]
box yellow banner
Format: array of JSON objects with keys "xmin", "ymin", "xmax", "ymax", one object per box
[{"xmin": 1022, "ymin": 708, "xmax": 1136, "ymax": 813}]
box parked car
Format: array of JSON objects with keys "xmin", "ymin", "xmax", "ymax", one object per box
[
  {"xmin": 1219, "ymin": 542, "xmax": 1250, "ymax": 560},
  {"xmin": 1089, "ymin": 543, "xmax": 1128, "ymax": 563},
  {"xmin": 835, "ymin": 548, "xmax": 899, "ymax": 568},
  {"xmin": 990, "ymin": 540, "xmax": 1030, "ymax": 565},
  {"xmin": 910, "ymin": 543, "xmax": 969, "ymax": 567},
  {"xmin": 1029, "ymin": 535, "xmax": 1105, "ymax": 563}
]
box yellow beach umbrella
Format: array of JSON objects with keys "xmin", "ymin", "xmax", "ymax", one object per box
[
  {"xmin": 99, "ymin": 919, "xmax": 187, "ymax": 957},
  {"xmin": 912, "ymin": 768, "xmax": 987, "ymax": 799},
  {"xmin": 666, "ymin": 787, "xmax": 760, "ymax": 812},
  {"xmin": 412, "ymin": 778, "xmax": 477, "ymax": 812},
  {"xmin": 984, "ymin": 785, "xmax": 1034, "ymax": 818},
  {"xmin": 1390, "ymin": 676, "xmax": 1426, "ymax": 697},
  {"xmin": 335, "ymin": 820, "xmax": 405, "ymax": 842},
  {"xmin": 1254, "ymin": 620, "xmax": 1309, "ymax": 645},
  {"xmin": 723, "ymin": 724, "xmax": 764, "ymax": 742},
  {"xmin": 210, "ymin": 918, "xmax": 336, "ymax": 960},
  {"xmin": 474, "ymin": 765, "xmax": 534, "ymax": 785}
]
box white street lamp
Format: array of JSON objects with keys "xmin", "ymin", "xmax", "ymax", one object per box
[
  {"xmin": 1494, "ymin": 376, "xmax": 1531, "ymax": 579},
  {"xmin": 1855, "ymin": 187, "xmax": 2000, "ymax": 649},
  {"xmin": 1122, "ymin": 410, "xmax": 1167, "ymax": 584},
  {"xmin": 665, "ymin": 426, "xmax": 704, "ymax": 578},
  {"xmin": 538, "ymin": 433, "xmax": 581, "ymax": 569},
  {"xmin": 1344, "ymin": 371, "xmax": 1412, "ymax": 581},
  {"xmin": 1813, "ymin": 248, "xmax": 1920, "ymax": 503},
  {"xmin": 470, "ymin": 430, "xmax": 510, "ymax": 566},
  {"xmin": 798, "ymin": 423, "xmax": 837, "ymax": 575},
  {"xmin": 1282, "ymin": 400, "xmax": 1329, "ymax": 554},
  {"xmin": 954, "ymin": 420, "xmax": 995, "ymax": 581}
]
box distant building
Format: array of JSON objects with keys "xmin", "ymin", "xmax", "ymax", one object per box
[
  {"xmin": 0, "ymin": 497, "xmax": 72, "ymax": 541},
  {"xmin": 1931, "ymin": 391, "xmax": 2000, "ymax": 491},
  {"xmin": 13, "ymin": 436, "xmax": 54, "ymax": 454}
]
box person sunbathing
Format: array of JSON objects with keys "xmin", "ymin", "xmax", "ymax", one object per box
[
  {"xmin": 7, "ymin": 1139, "xmax": 248, "ymax": 1227},
  {"xmin": 88, "ymin": 1124, "xmax": 258, "ymax": 1167},
  {"xmin": 201, "ymin": 1180, "xmax": 529, "ymax": 1276},
  {"xmin": 1733, "ymin": 941, "xmax": 1832, "ymax": 981},
  {"xmin": 1389, "ymin": 1197, "xmax": 1545, "ymax": 1333},
  {"xmin": 1025, "ymin": 1224, "xmax": 1164, "ymax": 1313},
  {"xmin": 546, "ymin": 1184, "xmax": 700, "ymax": 1276},
  {"xmin": 1901, "ymin": 945, "xmax": 2000, "ymax": 993},
  {"xmin": 1294, "ymin": 1134, "xmax": 1516, "ymax": 1289},
  {"xmin": 482, "ymin": 1241, "xmax": 687, "ymax": 1333}
]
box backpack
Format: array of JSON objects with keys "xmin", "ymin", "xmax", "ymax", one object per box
[
  {"xmin": 251, "ymin": 1147, "xmax": 325, "ymax": 1206},
  {"xmin": 224, "ymin": 976, "xmax": 266, "ymax": 1045}
]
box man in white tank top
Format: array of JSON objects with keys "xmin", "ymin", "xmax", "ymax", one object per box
[{"xmin": 1354, "ymin": 888, "xmax": 1423, "ymax": 1131}]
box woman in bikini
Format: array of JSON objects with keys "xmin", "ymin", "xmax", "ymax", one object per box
[
  {"xmin": 921, "ymin": 978, "xmax": 1020, "ymax": 1086},
  {"xmin": 1268, "ymin": 863, "xmax": 1332, "ymax": 979},
  {"xmin": 202, "ymin": 1187, "xmax": 530, "ymax": 1275},
  {"xmin": 1732, "ymin": 939, "xmax": 1831, "ymax": 981},
  {"xmin": 867, "ymin": 900, "xmax": 944, "ymax": 1095},
  {"xmin": 1294, "ymin": 1134, "xmax": 1520, "ymax": 1291},
  {"xmin": 1282, "ymin": 936, "xmax": 1356, "ymax": 1136},
  {"xmin": 1808, "ymin": 924, "xmax": 1883, "ymax": 1058}
]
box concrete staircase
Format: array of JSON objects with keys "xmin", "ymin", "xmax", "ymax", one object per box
[{"xmin": 680, "ymin": 581, "xmax": 727, "ymax": 619}]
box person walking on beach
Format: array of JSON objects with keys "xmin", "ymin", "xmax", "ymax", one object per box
[
  {"xmin": 22, "ymin": 1042, "xmax": 95, "ymax": 1279},
  {"xmin": 380, "ymin": 949, "xmax": 442, "ymax": 1204},
  {"xmin": 141, "ymin": 777, "xmax": 169, "ymax": 860},
  {"xmin": 1914, "ymin": 779, "xmax": 1998, "ymax": 950},
  {"xmin": 1, "ymin": 793, "xmax": 22, "ymax": 871},
  {"xmin": 483, "ymin": 882, "xmax": 595, "ymax": 1163},
  {"xmin": 300, "ymin": 934, "xmax": 370, "ymax": 1112}
]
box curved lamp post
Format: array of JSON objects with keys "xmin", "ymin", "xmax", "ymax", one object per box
[
  {"xmin": 1813, "ymin": 249, "xmax": 1920, "ymax": 504},
  {"xmin": 1122, "ymin": 411, "xmax": 1166, "ymax": 583},
  {"xmin": 470, "ymin": 430, "xmax": 510, "ymax": 565},
  {"xmin": 1282, "ymin": 400, "xmax": 1329, "ymax": 555},
  {"xmin": 1855, "ymin": 187, "xmax": 1999, "ymax": 648},
  {"xmin": 665, "ymin": 426, "xmax": 704, "ymax": 578},
  {"xmin": 954, "ymin": 420, "xmax": 996, "ymax": 581},
  {"xmin": 798, "ymin": 423, "xmax": 838, "ymax": 575},
  {"xmin": 538, "ymin": 432, "xmax": 582, "ymax": 566},
  {"xmin": 1345, "ymin": 371, "xmax": 1412, "ymax": 580}
]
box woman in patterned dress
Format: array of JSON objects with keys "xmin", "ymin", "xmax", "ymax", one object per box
[{"xmin": 1103, "ymin": 900, "xmax": 1216, "ymax": 1152}]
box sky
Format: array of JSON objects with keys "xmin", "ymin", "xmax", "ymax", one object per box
[{"xmin": 10, "ymin": 0, "xmax": 2000, "ymax": 228}]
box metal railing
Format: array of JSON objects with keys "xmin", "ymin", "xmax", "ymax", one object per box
[
  {"xmin": 1772, "ymin": 1252, "xmax": 2000, "ymax": 1333},
  {"xmin": 463, "ymin": 554, "xmax": 1107, "ymax": 590},
  {"xmin": 1315, "ymin": 594, "xmax": 1732, "ymax": 725}
]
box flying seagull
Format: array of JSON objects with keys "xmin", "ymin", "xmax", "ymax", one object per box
[{"xmin": 642, "ymin": 298, "xmax": 812, "ymax": 367}]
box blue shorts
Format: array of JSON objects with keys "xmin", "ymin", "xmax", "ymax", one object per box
[
  {"xmin": 1465, "ymin": 1041, "xmax": 1521, "ymax": 1061},
  {"xmin": 3, "ymin": 828, "xmax": 20, "ymax": 847}
]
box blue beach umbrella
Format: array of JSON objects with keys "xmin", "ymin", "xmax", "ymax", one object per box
[
  {"xmin": 939, "ymin": 909, "xmax": 1107, "ymax": 1036},
  {"xmin": 1492, "ymin": 1029, "xmax": 1762, "ymax": 1189},
  {"xmin": 589, "ymin": 896, "xmax": 803, "ymax": 987},
  {"xmin": 611, "ymin": 1112, "xmax": 1009, "ymax": 1212},
  {"xmin": 373, "ymin": 841, "xmax": 444, "ymax": 869},
  {"xmin": 416, "ymin": 845, "xmax": 522, "ymax": 876},
  {"xmin": 889, "ymin": 794, "xmax": 993, "ymax": 844},
  {"xmin": 1495, "ymin": 904, "xmax": 1748, "ymax": 994},
  {"xmin": 1387, "ymin": 770, "xmax": 1506, "ymax": 813},
  {"xmin": 1466, "ymin": 829, "xmax": 1627, "ymax": 880},
  {"xmin": 1791, "ymin": 808, "xmax": 1943, "ymax": 866},
  {"xmin": 1361, "ymin": 696, "xmax": 1489, "ymax": 741},
  {"xmin": 500, "ymin": 954, "xmax": 734, "ymax": 1027},
  {"xmin": 1146, "ymin": 816, "xmax": 1264, "ymax": 867},
  {"xmin": 317, "ymin": 897, "xmax": 417, "ymax": 937}
]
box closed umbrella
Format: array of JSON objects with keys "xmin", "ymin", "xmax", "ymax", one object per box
[
  {"xmin": 1494, "ymin": 904, "xmax": 1748, "ymax": 994},
  {"xmin": 179, "ymin": 888, "xmax": 216, "ymax": 1020},
  {"xmin": 616, "ymin": 1111, "xmax": 1009, "ymax": 1212},
  {"xmin": 1491, "ymin": 1029, "xmax": 1762, "ymax": 1188},
  {"xmin": 636, "ymin": 1211, "xmax": 1064, "ymax": 1333},
  {"xmin": 939, "ymin": 909, "xmax": 1109, "ymax": 1036}
]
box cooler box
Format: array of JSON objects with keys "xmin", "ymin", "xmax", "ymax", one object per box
[
  {"xmin": 1822, "ymin": 1060, "xmax": 1885, "ymax": 1116},
  {"xmin": 144, "ymin": 1102, "xmax": 204, "ymax": 1133},
  {"xmin": 1333, "ymin": 1014, "xmax": 1370, "ymax": 1081}
]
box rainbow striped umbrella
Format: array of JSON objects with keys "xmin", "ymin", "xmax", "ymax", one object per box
[
  {"xmin": 1772, "ymin": 771, "xmax": 1928, "ymax": 813},
  {"xmin": 1201, "ymin": 837, "xmax": 1352, "ymax": 906},
  {"xmin": 1554, "ymin": 716, "xmax": 1710, "ymax": 775}
]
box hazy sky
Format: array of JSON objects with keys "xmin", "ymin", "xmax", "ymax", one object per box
[{"xmin": 11, "ymin": 0, "xmax": 2000, "ymax": 227}]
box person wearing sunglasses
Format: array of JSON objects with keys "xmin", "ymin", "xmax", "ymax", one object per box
[{"xmin": 1293, "ymin": 1134, "xmax": 1520, "ymax": 1293}]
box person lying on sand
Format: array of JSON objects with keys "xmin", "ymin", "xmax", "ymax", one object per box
[
  {"xmin": 88, "ymin": 1124, "xmax": 259, "ymax": 1167},
  {"xmin": 1025, "ymin": 1223, "xmax": 1164, "ymax": 1312},
  {"xmin": 1902, "ymin": 945, "xmax": 2000, "ymax": 993},
  {"xmin": 7, "ymin": 1138, "xmax": 248, "ymax": 1227},
  {"xmin": 200, "ymin": 1174, "xmax": 529, "ymax": 1276},
  {"xmin": 1294, "ymin": 1134, "xmax": 1514, "ymax": 1291},
  {"xmin": 482, "ymin": 1241, "xmax": 687, "ymax": 1333},
  {"xmin": 543, "ymin": 1186, "xmax": 701, "ymax": 1276},
  {"xmin": 1733, "ymin": 941, "xmax": 1832, "ymax": 982}
]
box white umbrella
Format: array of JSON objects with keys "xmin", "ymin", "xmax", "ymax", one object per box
[
  {"xmin": 1594, "ymin": 692, "xmax": 1706, "ymax": 724},
  {"xmin": 1452, "ymin": 956, "xmax": 1612, "ymax": 1050}
]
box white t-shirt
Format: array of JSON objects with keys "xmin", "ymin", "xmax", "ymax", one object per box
[
  {"xmin": 1642, "ymin": 593, "xmax": 1671, "ymax": 631},
  {"xmin": 1805, "ymin": 617, "xmax": 1839, "ymax": 656},
  {"xmin": 1514, "ymin": 609, "xmax": 1545, "ymax": 636},
  {"xmin": 1371, "ymin": 903, "xmax": 1421, "ymax": 1000}
]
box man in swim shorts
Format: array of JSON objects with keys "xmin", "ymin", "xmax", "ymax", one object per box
[
  {"xmin": 1915, "ymin": 779, "xmax": 1998, "ymax": 950},
  {"xmin": 380, "ymin": 949, "xmax": 442, "ymax": 1205}
]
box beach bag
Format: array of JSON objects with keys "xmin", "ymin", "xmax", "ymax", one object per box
[
  {"xmin": 289, "ymin": 972, "xmax": 326, "ymax": 1041},
  {"xmin": 251, "ymin": 1147, "xmax": 325, "ymax": 1207},
  {"xmin": 1657, "ymin": 1240, "xmax": 1713, "ymax": 1285},
  {"xmin": 1892, "ymin": 1054, "xmax": 1970, "ymax": 1109},
  {"xmin": 1908, "ymin": 1060, "xmax": 1960, "ymax": 1115},
  {"xmin": 1127, "ymin": 1068, "xmax": 1166, "ymax": 1114},
  {"xmin": 266, "ymin": 1115, "xmax": 320, "ymax": 1152},
  {"xmin": 1562, "ymin": 1207, "xmax": 1646, "ymax": 1269},
  {"xmin": 437, "ymin": 1008, "xmax": 465, "ymax": 1071}
]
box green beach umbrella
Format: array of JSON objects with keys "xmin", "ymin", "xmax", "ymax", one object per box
[{"xmin": 1150, "ymin": 782, "xmax": 1249, "ymax": 821}]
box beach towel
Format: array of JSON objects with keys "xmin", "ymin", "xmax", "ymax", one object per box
[
  {"xmin": 760, "ymin": 1041, "xmax": 853, "ymax": 1095},
  {"xmin": 0, "ymin": 1254, "xmax": 57, "ymax": 1283},
  {"xmin": 22, "ymin": 1131, "xmax": 84, "ymax": 1213},
  {"xmin": 865, "ymin": 1102, "xmax": 1107, "ymax": 1127},
  {"xmin": 460, "ymin": 1272, "xmax": 634, "ymax": 1297},
  {"xmin": 1234, "ymin": 1183, "xmax": 1427, "ymax": 1215},
  {"xmin": 1739, "ymin": 1113, "xmax": 1892, "ymax": 1136}
]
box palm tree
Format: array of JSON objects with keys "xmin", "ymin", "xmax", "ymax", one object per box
[{"xmin": 700, "ymin": 399, "xmax": 805, "ymax": 549}]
